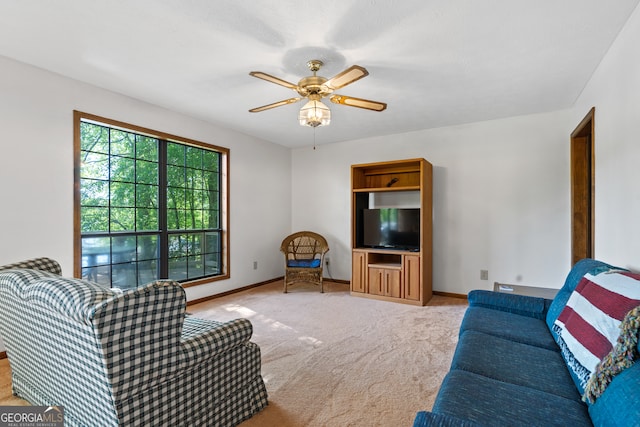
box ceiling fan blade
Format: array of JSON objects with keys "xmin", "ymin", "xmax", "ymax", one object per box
[
  {"xmin": 330, "ymin": 95, "xmax": 387, "ymax": 112},
  {"xmin": 249, "ymin": 71, "xmax": 298, "ymax": 90},
  {"xmin": 324, "ymin": 65, "xmax": 369, "ymax": 90},
  {"xmin": 249, "ymin": 97, "xmax": 301, "ymax": 113}
]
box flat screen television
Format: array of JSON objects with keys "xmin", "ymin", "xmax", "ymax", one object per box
[{"xmin": 362, "ymin": 208, "xmax": 420, "ymax": 250}]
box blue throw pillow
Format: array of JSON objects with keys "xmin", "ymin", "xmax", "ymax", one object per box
[{"xmin": 287, "ymin": 259, "xmax": 321, "ymax": 268}]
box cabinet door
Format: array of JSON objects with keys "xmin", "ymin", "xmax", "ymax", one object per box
[
  {"xmin": 368, "ymin": 267, "xmax": 385, "ymax": 296},
  {"xmin": 351, "ymin": 252, "xmax": 367, "ymax": 293},
  {"xmin": 385, "ymin": 269, "xmax": 402, "ymax": 298},
  {"xmin": 403, "ymin": 255, "xmax": 421, "ymax": 301}
]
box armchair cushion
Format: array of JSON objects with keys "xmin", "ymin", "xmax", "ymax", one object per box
[
  {"xmin": 287, "ymin": 259, "xmax": 321, "ymax": 268},
  {"xmin": 23, "ymin": 276, "xmax": 116, "ymax": 323}
]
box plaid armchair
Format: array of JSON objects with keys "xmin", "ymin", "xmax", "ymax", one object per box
[{"xmin": 0, "ymin": 258, "xmax": 267, "ymax": 426}]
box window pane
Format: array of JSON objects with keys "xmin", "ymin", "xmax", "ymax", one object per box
[
  {"xmin": 167, "ymin": 187, "xmax": 185, "ymax": 208},
  {"xmin": 207, "ymin": 175, "xmax": 219, "ymax": 192},
  {"xmin": 136, "ymin": 183, "xmax": 157, "ymax": 207},
  {"xmin": 188, "ymin": 255, "xmax": 204, "ymax": 279},
  {"xmin": 82, "ymin": 237, "xmax": 111, "ymax": 267},
  {"xmin": 186, "ymin": 146, "xmax": 202, "ymax": 169},
  {"xmin": 203, "ymin": 151, "xmax": 219, "ymax": 171},
  {"xmin": 138, "ymin": 235, "xmax": 159, "ymax": 261},
  {"xmin": 167, "ymin": 143, "xmax": 184, "ymax": 166},
  {"xmin": 110, "ymin": 182, "xmax": 135, "ymax": 207},
  {"xmin": 111, "ymin": 236, "xmax": 136, "ymax": 263},
  {"xmin": 81, "ymin": 207, "xmax": 109, "ymax": 232},
  {"xmin": 81, "ymin": 179, "xmax": 108, "ymax": 207},
  {"xmin": 136, "ymin": 135, "xmax": 158, "ymax": 161},
  {"xmin": 110, "ymin": 207, "xmax": 135, "ymax": 231},
  {"xmin": 167, "ymin": 165, "xmax": 185, "ymax": 187},
  {"xmin": 111, "ymin": 156, "xmax": 135, "ymax": 182},
  {"xmin": 189, "ymin": 233, "xmax": 203, "ymax": 255},
  {"xmin": 168, "ymin": 258, "xmax": 187, "ymax": 281},
  {"xmin": 81, "ymin": 152, "xmax": 109, "ymax": 180},
  {"xmin": 80, "ymin": 122, "xmax": 109, "ymax": 154},
  {"xmin": 204, "ymin": 253, "xmax": 220, "ymax": 275},
  {"xmin": 110, "ymin": 129, "xmax": 135, "ymax": 157},
  {"xmin": 136, "ymin": 159, "xmax": 158, "ymax": 185},
  {"xmin": 137, "ymin": 260, "xmax": 158, "ymax": 284},
  {"xmin": 136, "ymin": 209, "xmax": 158, "ymax": 231},
  {"xmin": 187, "ymin": 168, "xmax": 203, "ymax": 189},
  {"xmin": 169, "ymin": 234, "xmax": 188, "ymax": 258},
  {"xmin": 207, "ymin": 210, "xmax": 219, "ymax": 228}
]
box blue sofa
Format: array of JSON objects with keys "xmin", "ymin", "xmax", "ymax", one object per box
[{"xmin": 414, "ymin": 259, "xmax": 640, "ymax": 427}]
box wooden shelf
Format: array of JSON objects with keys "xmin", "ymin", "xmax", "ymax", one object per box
[
  {"xmin": 368, "ymin": 263, "xmax": 402, "ymax": 270},
  {"xmin": 352, "ymin": 186, "xmax": 420, "ymax": 193}
]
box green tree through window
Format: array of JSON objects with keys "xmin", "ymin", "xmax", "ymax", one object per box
[{"xmin": 75, "ymin": 112, "xmax": 228, "ymax": 288}]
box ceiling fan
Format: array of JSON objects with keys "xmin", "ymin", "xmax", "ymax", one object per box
[{"xmin": 249, "ymin": 59, "xmax": 387, "ymax": 127}]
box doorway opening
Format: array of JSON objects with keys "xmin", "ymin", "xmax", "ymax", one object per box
[{"xmin": 570, "ymin": 107, "xmax": 595, "ymax": 266}]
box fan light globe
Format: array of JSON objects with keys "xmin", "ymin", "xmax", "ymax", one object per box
[{"xmin": 299, "ymin": 99, "xmax": 331, "ymax": 128}]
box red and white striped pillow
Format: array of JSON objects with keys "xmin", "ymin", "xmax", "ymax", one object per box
[{"xmin": 553, "ymin": 270, "xmax": 640, "ymax": 394}]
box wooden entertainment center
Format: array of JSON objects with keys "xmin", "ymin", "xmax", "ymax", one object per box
[{"xmin": 351, "ymin": 158, "xmax": 433, "ymax": 305}]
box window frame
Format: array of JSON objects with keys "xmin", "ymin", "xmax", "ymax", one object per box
[{"xmin": 73, "ymin": 110, "xmax": 230, "ymax": 287}]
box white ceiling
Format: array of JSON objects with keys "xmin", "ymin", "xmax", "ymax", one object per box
[{"xmin": 0, "ymin": 0, "xmax": 638, "ymax": 148}]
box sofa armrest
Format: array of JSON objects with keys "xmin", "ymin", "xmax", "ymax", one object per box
[
  {"xmin": 413, "ymin": 411, "xmax": 482, "ymax": 427},
  {"xmin": 180, "ymin": 317, "xmax": 254, "ymax": 369},
  {"xmin": 467, "ymin": 290, "xmax": 551, "ymax": 319}
]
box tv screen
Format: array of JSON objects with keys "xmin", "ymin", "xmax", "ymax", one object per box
[{"xmin": 363, "ymin": 208, "xmax": 420, "ymax": 250}]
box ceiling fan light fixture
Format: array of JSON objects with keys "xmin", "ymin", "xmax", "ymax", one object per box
[{"xmin": 298, "ymin": 99, "xmax": 331, "ymax": 128}]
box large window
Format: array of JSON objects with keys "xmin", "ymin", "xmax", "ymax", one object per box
[{"xmin": 74, "ymin": 111, "xmax": 229, "ymax": 288}]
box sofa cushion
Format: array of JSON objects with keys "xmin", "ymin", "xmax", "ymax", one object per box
[
  {"xmin": 432, "ymin": 370, "xmax": 592, "ymax": 427},
  {"xmin": 547, "ymin": 259, "xmax": 624, "ymax": 340},
  {"xmin": 460, "ymin": 306, "xmax": 558, "ymax": 350},
  {"xmin": 451, "ymin": 330, "xmax": 581, "ymax": 401},
  {"xmin": 588, "ymin": 363, "xmax": 640, "ymax": 427},
  {"xmin": 468, "ymin": 290, "xmax": 550, "ymax": 319},
  {"xmin": 553, "ymin": 271, "xmax": 640, "ymax": 394}
]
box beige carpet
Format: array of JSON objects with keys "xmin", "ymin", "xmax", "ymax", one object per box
[{"xmin": 0, "ymin": 280, "xmax": 468, "ymax": 426}]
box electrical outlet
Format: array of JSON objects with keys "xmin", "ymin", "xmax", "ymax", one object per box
[
  {"xmin": 325, "ymin": 257, "xmax": 330, "ymax": 266},
  {"xmin": 480, "ymin": 270, "xmax": 488, "ymax": 280},
  {"xmin": 253, "ymin": 261, "xmax": 258, "ymax": 270}
]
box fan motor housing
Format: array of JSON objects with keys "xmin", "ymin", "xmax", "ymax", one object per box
[{"xmin": 297, "ymin": 75, "xmax": 330, "ymax": 97}]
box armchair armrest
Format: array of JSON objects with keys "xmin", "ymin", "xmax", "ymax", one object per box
[
  {"xmin": 180, "ymin": 317, "xmax": 254, "ymax": 369},
  {"xmin": 467, "ymin": 290, "xmax": 551, "ymax": 320},
  {"xmin": 413, "ymin": 411, "xmax": 482, "ymax": 427},
  {"xmin": 0, "ymin": 257, "xmax": 62, "ymax": 275}
]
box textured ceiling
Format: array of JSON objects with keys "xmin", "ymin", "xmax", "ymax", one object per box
[{"xmin": 0, "ymin": 0, "xmax": 638, "ymax": 148}]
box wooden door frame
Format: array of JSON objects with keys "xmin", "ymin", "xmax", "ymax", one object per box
[{"xmin": 570, "ymin": 107, "xmax": 595, "ymax": 265}]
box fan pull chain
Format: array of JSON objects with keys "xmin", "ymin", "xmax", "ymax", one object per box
[{"xmin": 313, "ymin": 127, "xmax": 316, "ymax": 150}]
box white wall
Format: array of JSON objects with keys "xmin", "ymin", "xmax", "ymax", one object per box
[
  {"xmin": 292, "ymin": 110, "xmax": 573, "ymax": 295},
  {"xmin": 571, "ymin": 4, "xmax": 640, "ymax": 272},
  {"xmin": 0, "ymin": 55, "xmax": 291, "ymax": 302}
]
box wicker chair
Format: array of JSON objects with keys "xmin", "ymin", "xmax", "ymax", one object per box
[{"xmin": 280, "ymin": 231, "xmax": 330, "ymax": 293}]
